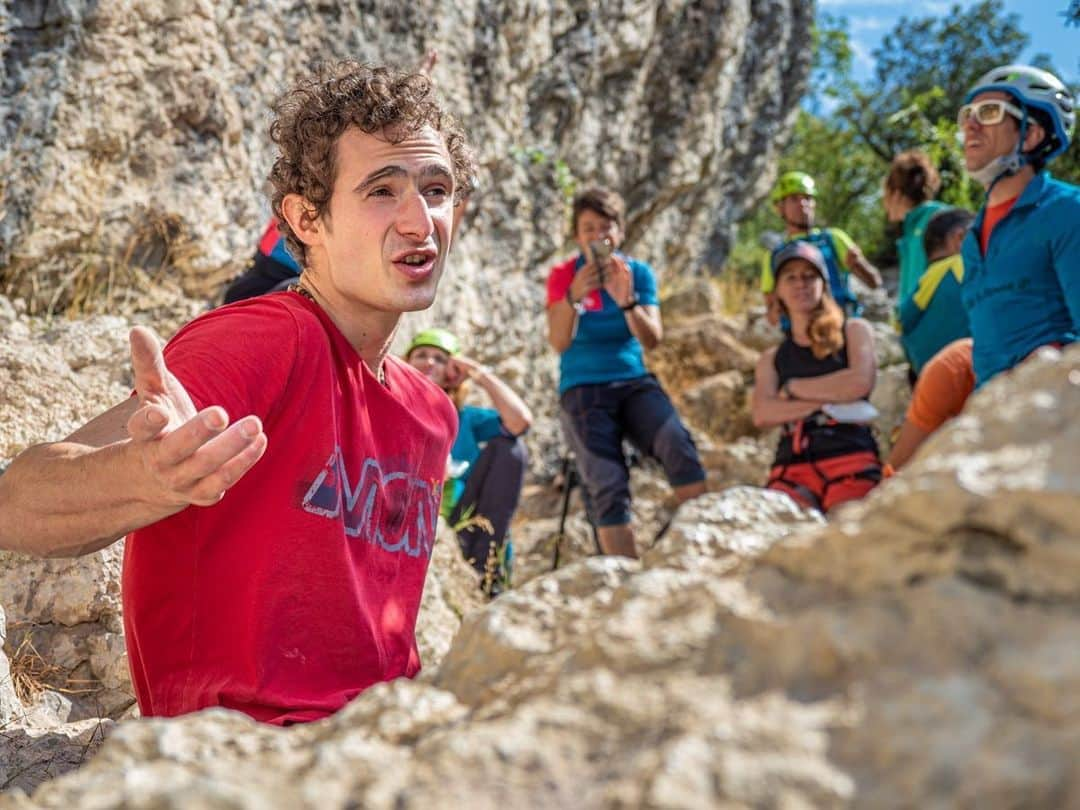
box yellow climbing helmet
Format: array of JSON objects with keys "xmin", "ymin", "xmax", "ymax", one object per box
[
  {"xmin": 770, "ymin": 171, "xmax": 817, "ymax": 203},
  {"xmin": 406, "ymin": 328, "xmax": 461, "ymax": 358}
]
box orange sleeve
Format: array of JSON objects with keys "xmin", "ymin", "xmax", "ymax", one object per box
[{"xmin": 906, "ymin": 339, "xmax": 976, "ymax": 433}]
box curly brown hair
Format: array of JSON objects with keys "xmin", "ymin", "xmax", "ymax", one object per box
[
  {"xmin": 268, "ymin": 61, "xmax": 476, "ymax": 267},
  {"xmin": 884, "ymin": 150, "xmax": 941, "ymax": 205}
]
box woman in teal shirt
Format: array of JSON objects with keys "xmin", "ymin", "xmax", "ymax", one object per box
[{"xmin": 883, "ymin": 150, "xmax": 947, "ymax": 302}]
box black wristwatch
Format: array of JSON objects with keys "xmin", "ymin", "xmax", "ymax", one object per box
[{"xmin": 620, "ymin": 294, "xmax": 639, "ymax": 311}]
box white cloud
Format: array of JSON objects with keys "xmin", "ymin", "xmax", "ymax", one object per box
[
  {"xmin": 849, "ymin": 39, "xmax": 876, "ymax": 73},
  {"xmin": 848, "ymin": 16, "xmax": 890, "ymax": 33},
  {"xmin": 819, "ymin": 0, "xmax": 906, "ymax": 7},
  {"xmin": 819, "ymin": 0, "xmax": 956, "ymax": 9}
]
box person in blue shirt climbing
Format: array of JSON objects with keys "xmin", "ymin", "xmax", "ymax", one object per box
[
  {"xmin": 546, "ymin": 186, "xmax": 706, "ymax": 559},
  {"xmin": 761, "ymin": 171, "xmax": 883, "ymax": 326},
  {"xmin": 897, "ymin": 207, "xmax": 974, "ymax": 378},
  {"xmin": 405, "ymin": 328, "xmax": 531, "ymax": 595},
  {"xmin": 957, "ymin": 64, "xmax": 1080, "ymax": 386}
]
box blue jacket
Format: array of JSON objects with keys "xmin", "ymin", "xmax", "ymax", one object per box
[{"xmin": 960, "ymin": 172, "xmax": 1080, "ymax": 386}]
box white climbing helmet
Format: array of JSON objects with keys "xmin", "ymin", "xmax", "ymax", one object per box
[{"xmin": 964, "ymin": 64, "xmax": 1075, "ymax": 164}]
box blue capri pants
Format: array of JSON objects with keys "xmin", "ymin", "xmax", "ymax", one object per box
[{"xmin": 559, "ymin": 374, "xmax": 705, "ymax": 527}]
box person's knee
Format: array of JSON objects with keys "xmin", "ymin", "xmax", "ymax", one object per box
[
  {"xmin": 578, "ymin": 456, "xmax": 631, "ymax": 526},
  {"xmin": 592, "ymin": 489, "xmax": 632, "ymax": 526},
  {"xmin": 486, "ymin": 433, "xmax": 528, "ymax": 470},
  {"xmin": 652, "ymin": 415, "xmax": 705, "ymax": 485}
]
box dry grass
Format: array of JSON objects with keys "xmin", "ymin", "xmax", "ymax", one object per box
[
  {"xmin": 7, "ymin": 626, "xmax": 100, "ymax": 706},
  {"xmin": 9, "ymin": 210, "xmax": 210, "ymax": 318},
  {"xmin": 451, "ymin": 506, "xmax": 506, "ymax": 593},
  {"xmin": 713, "ymin": 272, "xmax": 760, "ymax": 316}
]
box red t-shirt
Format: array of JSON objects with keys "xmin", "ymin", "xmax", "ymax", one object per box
[
  {"xmin": 122, "ymin": 293, "xmax": 457, "ymax": 724},
  {"xmin": 979, "ymin": 195, "xmax": 1018, "ymax": 253}
]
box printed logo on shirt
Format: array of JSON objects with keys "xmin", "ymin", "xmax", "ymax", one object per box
[
  {"xmin": 581, "ymin": 289, "xmax": 603, "ymax": 312},
  {"xmin": 302, "ymin": 446, "xmax": 440, "ymax": 559}
]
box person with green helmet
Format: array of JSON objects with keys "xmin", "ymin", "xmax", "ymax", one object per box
[
  {"xmin": 405, "ymin": 327, "xmax": 532, "ymax": 596},
  {"xmin": 761, "ymin": 171, "xmax": 882, "ymax": 326},
  {"xmin": 957, "ymin": 64, "xmax": 1080, "ymax": 386}
]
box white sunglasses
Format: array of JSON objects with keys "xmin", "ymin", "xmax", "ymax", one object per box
[{"xmin": 957, "ymin": 99, "xmax": 1025, "ymax": 128}]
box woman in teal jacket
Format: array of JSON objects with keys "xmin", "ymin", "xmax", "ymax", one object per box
[{"xmin": 883, "ymin": 150, "xmax": 946, "ymax": 302}]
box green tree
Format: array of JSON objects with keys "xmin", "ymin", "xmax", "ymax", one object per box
[{"xmin": 838, "ymin": 0, "xmax": 1032, "ymax": 163}]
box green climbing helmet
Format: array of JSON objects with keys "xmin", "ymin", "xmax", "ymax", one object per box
[
  {"xmin": 406, "ymin": 327, "xmax": 461, "ymax": 358},
  {"xmin": 770, "ymin": 171, "xmax": 817, "ymax": 203}
]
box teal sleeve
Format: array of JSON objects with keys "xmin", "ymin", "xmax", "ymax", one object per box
[
  {"xmin": 468, "ymin": 407, "xmax": 504, "ymax": 443},
  {"xmin": 632, "ymin": 259, "xmax": 659, "ymax": 306},
  {"xmin": 897, "ymin": 293, "xmax": 923, "ymax": 334}
]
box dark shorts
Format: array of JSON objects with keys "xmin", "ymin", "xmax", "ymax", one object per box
[{"xmin": 560, "ymin": 375, "xmax": 705, "ymax": 527}]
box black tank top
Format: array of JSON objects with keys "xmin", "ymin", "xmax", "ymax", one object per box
[
  {"xmin": 773, "ymin": 335, "xmax": 878, "ymax": 464},
  {"xmin": 774, "ymin": 340, "xmax": 849, "ymax": 387}
]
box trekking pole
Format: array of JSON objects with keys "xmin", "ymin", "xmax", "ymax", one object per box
[{"xmin": 552, "ymin": 452, "xmax": 575, "ymax": 571}]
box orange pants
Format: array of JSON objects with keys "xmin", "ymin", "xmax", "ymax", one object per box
[{"xmin": 767, "ymin": 451, "xmax": 881, "ymax": 513}]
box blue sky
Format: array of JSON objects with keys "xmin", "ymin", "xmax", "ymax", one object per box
[{"xmin": 820, "ymin": 0, "xmax": 1080, "ymax": 86}]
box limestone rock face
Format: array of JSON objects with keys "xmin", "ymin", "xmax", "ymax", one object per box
[
  {"xmin": 0, "ymin": 305, "xmax": 138, "ymax": 723},
  {"xmin": 680, "ymin": 369, "xmax": 752, "ymax": 440},
  {"xmin": 414, "ymin": 525, "xmax": 487, "ymax": 670},
  {"xmin": 0, "ymin": 546, "xmax": 131, "ymax": 722},
  {"xmin": 0, "ymin": 607, "xmax": 115, "ymax": 796},
  {"xmin": 4, "ymin": 348, "xmax": 1077, "ymax": 808},
  {"xmin": 0, "ymin": 607, "xmax": 18, "ymax": 725},
  {"xmin": 869, "ymin": 362, "xmax": 911, "ymax": 453},
  {"xmin": 0, "ymin": 314, "xmax": 129, "ymax": 466}
]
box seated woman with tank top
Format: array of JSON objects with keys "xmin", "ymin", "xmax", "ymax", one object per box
[{"xmin": 751, "ymin": 241, "xmax": 882, "ymax": 513}]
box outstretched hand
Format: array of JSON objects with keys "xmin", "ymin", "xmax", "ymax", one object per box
[{"xmin": 126, "ymin": 327, "xmax": 267, "ymax": 509}]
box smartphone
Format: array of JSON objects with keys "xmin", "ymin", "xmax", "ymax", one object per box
[{"xmin": 589, "ymin": 239, "xmax": 613, "ymax": 283}]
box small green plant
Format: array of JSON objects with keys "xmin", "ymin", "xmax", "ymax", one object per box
[
  {"xmin": 450, "ymin": 504, "xmax": 511, "ymax": 596},
  {"xmin": 510, "ymin": 145, "xmax": 578, "ymax": 205}
]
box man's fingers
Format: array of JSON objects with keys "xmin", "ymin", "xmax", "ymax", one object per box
[
  {"xmin": 150, "ymin": 414, "xmax": 264, "ymax": 494},
  {"xmin": 152, "ymin": 407, "xmax": 232, "ymax": 467},
  {"xmin": 183, "ymin": 430, "xmax": 269, "ymax": 506},
  {"xmin": 129, "ymin": 327, "xmax": 170, "ymax": 400},
  {"xmin": 127, "ymin": 404, "xmax": 171, "ymax": 442}
]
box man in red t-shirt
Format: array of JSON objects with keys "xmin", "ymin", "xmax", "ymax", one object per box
[{"xmin": 0, "ymin": 62, "xmax": 476, "ymax": 724}]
